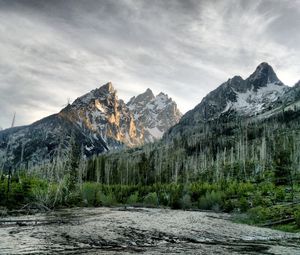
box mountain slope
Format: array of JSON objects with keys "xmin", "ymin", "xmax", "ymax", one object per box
[
  {"xmin": 166, "ymin": 62, "xmax": 294, "ymax": 139},
  {"xmin": 88, "ymin": 63, "xmax": 300, "ymax": 189},
  {"xmin": 0, "ymin": 83, "xmax": 181, "ymax": 169}
]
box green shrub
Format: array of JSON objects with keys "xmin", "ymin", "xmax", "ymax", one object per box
[
  {"xmin": 82, "ymin": 183, "xmax": 98, "ymax": 206},
  {"xmin": 198, "ymin": 190, "xmax": 223, "ymax": 210},
  {"xmin": 126, "ymin": 191, "xmax": 139, "ymax": 205},
  {"xmin": 169, "ymin": 185, "xmax": 182, "ymax": 209},
  {"xmin": 31, "ymin": 184, "xmax": 49, "ymax": 205},
  {"xmin": 247, "ymin": 206, "xmax": 270, "ymax": 224},
  {"xmin": 143, "ymin": 192, "xmax": 158, "ymax": 207},
  {"xmin": 96, "ymin": 191, "xmax": 117, "ymax": 206},
  {"xmin": 47, "ymin": 183, "xmax": 62, "ymax": 207},
  {"xmin": 180, "ymin": 194, "xmax": 192, "ymax": 209},
  {"xmin": 223, "ymin": 199, "xmax": 239, "ymax": 212},
  {"xmin": 198, "ymin": 196, "xmax": 209, "ymax": 210},
  {"xmin": 259, "ymin": 182, "xmax": 275, "ymax": 196},
  {"xmin": 238, "ymin": 197, "xmax": 249, "ymax": 212},
  {"xmin": 275, "ymin": 187, "xmax": 285, "ymax": 201},
  {"xmin": 65, "ymin": 189, "xmax": 82, "ymax": 206},
  {"xmin": 252, "ymin": 192, "xmax": 263, "ymax": 207},
  {"xmin": 294, "ymin": 210, "xmax": 300, "ymax": 228},
  {"xmin": 157, "ymin": 191, "xmax": 170, "ymax": 206}
]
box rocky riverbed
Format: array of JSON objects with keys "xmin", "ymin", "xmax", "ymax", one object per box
[{"xmin": 0, "ymin": 207, "xmax": 300, "ymax": 254}]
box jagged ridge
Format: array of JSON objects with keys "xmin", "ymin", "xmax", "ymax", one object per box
[
  {"xmin": 0, "ymin": 83, "xmax": 182, "ymax": 169},
  {"xmin": 166, "ymin": 62, "xmax": 299, "ymax": 139}
]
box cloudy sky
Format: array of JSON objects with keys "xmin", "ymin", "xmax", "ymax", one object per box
[{"xmin": 0, "ymin": 0, "xmax": 299, "ymax": 128}]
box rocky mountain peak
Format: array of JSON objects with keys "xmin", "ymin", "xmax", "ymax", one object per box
[
  {"xmin": 127, "ymin": 89, "xmax": 182, "ymax": 142},
  {"xmin": 229, "ymin": 75, "xmax": 244, "ymax": 84},
  {"xmin": 127, "ymin": 88, "xmax": 155, "ymax": 109},
  {"xmin": 69, "ymin": 82, "xmax": 117, "ymax": 110},
  {"xmin": 225, "ymin": 75, "xmax": 246, "ymax": 92},
  {"xmin": 98, "ymin": 82, "xmax": 116, "ymax": 94},
  {"xmin": 247, "ymin": 62, "xmax": 283, "ymax": 89},
  {"xmin": 294, "ymin": 80, "xmax": 300, "ymax": 88},
  {"xmin": 178, "ymin": 63, "xmax": 288, "ymax": 125},
  {"xmin": 157, "ymin": 92, "xmax": 167, "ymax": 97},
  {"xmin": 0, "ymin": 82, "xmax": 182, "ymax": 169},
  {"xmin": 145, "ymin": 88, "xmax": 154, "ymax": 96}
]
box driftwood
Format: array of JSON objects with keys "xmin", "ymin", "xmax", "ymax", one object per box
[
  {"xmin": 260, "ymin": 217, "xmax": 295, "ymax": 227},
  {"xmin": 21, "ymin": 202, "xmax": 51, "ymax": 212},
  {"xmin": 276, "ymin": 201, "xmax": 300, "ymax": 206},
  {"xmin": 0, "ymin": 218, "xmax": 72, "ymax": 226},
  {"xmin": 0, "ymin": 203, "xmax": 52, "ymax": 217}
]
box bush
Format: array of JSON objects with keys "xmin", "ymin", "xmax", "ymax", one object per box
[
  {"xmin": 65, "ymin": 189, "xmax": 82, "ymax": 206},
  {"xmin": 198, "ymin": 190, "xmax": 223, "ymax": 210},
  {"xmin": 294, "ymin": 210, "xmax": 300, "ymax": 228},
  {"xmin": 247, "ymin": 206, "xmax": 270, "ymax": 224},
  {"xmin": 96, "ymin": 191, "xmax": 117, "ymax": 206},
  {"xmin": 223, "ymin": 199, "xmax": 237, "ymax": 212},
  {"xmin": 126, "ymin": 191, "xmax": 139, "ymax": 205},
  {"xmin": 31, "ymin": 185, "xmax": 49, "ymax": 205},
  {"xmin": 238, "ymin": 197, "xmax": 249, "ymax": 212},
  {"xmin": 143, "ymin": 192, "xmax": 158, "ymax": 207},
  {"xmin": 47, "ymin": 183, "xmax": 62, "ymax": 207},
  {"xmin": 82, "ymin": 183, "xmax": 98, "ymax": 206},
  {"xmin": 275, "ymin": 187, "xmax": 285, "ymax": 201},
  {"xmin": 157, "ymin": 191, "xmax": 170, "ymax": 206},
  {"xmin": 180, "ymin": 194, "xmax": 192, "ymax": 209}
]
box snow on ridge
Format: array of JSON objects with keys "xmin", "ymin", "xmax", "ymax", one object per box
[
  {"xmin": 224, "ymin": 82, "xmax": 287, "ymax": 115},
  {"xmin": 147, "ymin": 126, "xmax": 164, "ymax": 139},
  {"xmin": 75, "ymin": 89, "xmax": 97, "ymax": 105}
]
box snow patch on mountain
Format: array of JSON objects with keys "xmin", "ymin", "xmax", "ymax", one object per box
[
  {"xmin": 127, "ymin": 89, "xmax": 182, "ymax": 142},
  {"xmin": 147, "ymin": 127, "xmax": 164, "ymax": 141},
  {"xmin": 223, "ymin": 82, "xmax": 287, "ymax": 115}
]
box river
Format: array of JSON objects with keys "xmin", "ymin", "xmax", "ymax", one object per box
[{"xmin": 0, "ymin": 207, "xmax": 299, "ymax": 254}]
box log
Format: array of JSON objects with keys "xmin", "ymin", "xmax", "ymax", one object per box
[{"xmin": 260, "ymin": 217, "xmax": 295, "ymax": 227}]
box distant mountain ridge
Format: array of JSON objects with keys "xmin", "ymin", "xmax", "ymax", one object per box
[
  {"xmin": 2, "ymin": 62, "xmax": 299, "ymax": 170},
  {"xmin": 0, "ymin": 83, "xmax": 182, "ymax": 169},
  {"xmin": 166, "ymin": 62, "xmax": 299, "ymax": 139}
]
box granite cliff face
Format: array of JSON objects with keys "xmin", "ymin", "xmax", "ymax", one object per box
[
  {"xmin": 127, "ymin": 89, "xmax": 182, "ymax": 142},
  {"xmin": 60, "ymin": 82, "xmax": 143, "ymax": 149},
  {"xmin": 0, "ymin": 83, "xmax": 181, "ymax": 168}
]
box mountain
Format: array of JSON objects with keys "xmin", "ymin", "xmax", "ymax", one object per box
[
  {"xmin": 184, "ymin": 63, "xmax": 288, "ymax": 122},
  {"xmin": 89, "ymin": 63, "xmax": 300, "ymax": 188},
  {"xmin": 60, "ymin": 82, "xmax": 143, "ymax": 149},
  {"xmin": 127, "ymin": 89, "xmax": 182, "ymax": 142},
  {"xmin": 166, "ymin": 62, "xmax": 295, "ymax": 139},
  {"xmin": 0, "ymin": 83, "xmax": 181, "ymax": 169}
]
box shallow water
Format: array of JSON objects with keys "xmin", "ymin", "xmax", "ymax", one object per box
[{"xmin": 0, "ymin": 207, "xmax": 299, "ymax": 254}]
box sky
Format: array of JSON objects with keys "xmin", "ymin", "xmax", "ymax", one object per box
[{"xmin": 0, "ymin": 0, "xmax": 300, "ymax": 129}]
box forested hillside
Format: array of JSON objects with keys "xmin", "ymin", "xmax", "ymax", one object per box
[{"xmin": 82, "ymin": 109, "xmax": 300, "ymax": 187}]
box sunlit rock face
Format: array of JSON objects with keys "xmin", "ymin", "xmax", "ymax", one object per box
[
  {"xmin": 0, "ymin": 82, "xmax": 182, "ymax": 168},
  {"xmin": 60, "ymin": 82, "xmax": 144, "ymax": 148},
  {"xmin": 127, "ymin": 88, "xmax": 182, "ymax": 143}
]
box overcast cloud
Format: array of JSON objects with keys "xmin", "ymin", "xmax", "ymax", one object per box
[{"xmin": 0, "ymin": 0, "xmax": 299, "ymax": 128}]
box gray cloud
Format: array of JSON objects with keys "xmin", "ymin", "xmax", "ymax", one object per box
[{"xmin": 0, "ymin": 0, "xmax": 299, "ymax": 128}]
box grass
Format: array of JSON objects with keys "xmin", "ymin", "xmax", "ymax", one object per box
[{"xmin": 273, "ymin": 223, "xmax": 300, "ymax": 233}]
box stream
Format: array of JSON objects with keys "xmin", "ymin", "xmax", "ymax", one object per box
[{"xmin": 0, "ymin": 207, "xmax": 300, "ymax": 254}]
